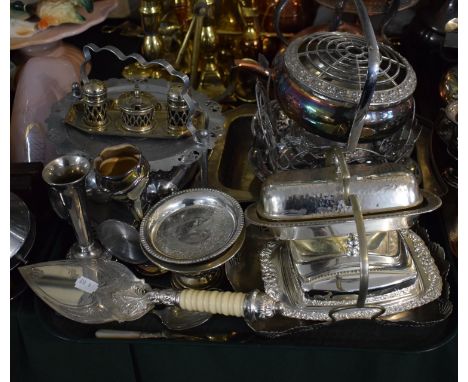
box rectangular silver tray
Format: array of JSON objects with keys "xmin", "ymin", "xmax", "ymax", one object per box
[{"xmin": 289, "ymin": 231, "xmax": 418, "ymax": 293}]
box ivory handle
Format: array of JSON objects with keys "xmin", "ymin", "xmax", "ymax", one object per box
[{"xmin": 179, "ymin": 289, "xmax": 246, "ymax": 317}]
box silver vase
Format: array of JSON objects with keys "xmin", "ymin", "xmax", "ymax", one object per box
[{"xmin": 42, "ymin": 155, "xmax": 104, "ymax": 259}]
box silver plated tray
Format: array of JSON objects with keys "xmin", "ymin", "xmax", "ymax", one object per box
[
  {"xmin": 140, "ymin": 188, "xmax": 244, "ymax": 266},
  {"xmin": 245, "ymin": 190, "xmax": 441, "ymax": 240},
  {"xmin": 259, "ymin": 230, "xmax": 442, "ymax": 321},
  {"xmin": 46, "ymin": 79, "xmax": 224, "ymax": 172},
  {"xmin": 226, "ymin": 226, "xmax": 451, "ymax": 333}
]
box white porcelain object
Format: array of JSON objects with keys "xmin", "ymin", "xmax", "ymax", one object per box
[
  {"xmin": 10, "ymin": 19, "xmax": 38, "ymax": 39},
  {"xmin": 10, "ymin": 0, "xmax": 118, "ymax": 163},
  {"xmin": 11, "ymin": 0, "xmax": 119, "ymax": 50}
]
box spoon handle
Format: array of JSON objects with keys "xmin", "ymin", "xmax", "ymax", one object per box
[
  {"xmin": 95, "ymin": 329, "xmax": 163, "ymax": 339},
  {"xmin": 95, "ymin": 329, "xmax": 239, "ymax": 342}
]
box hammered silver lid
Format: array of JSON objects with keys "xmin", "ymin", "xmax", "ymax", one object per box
[
  {"xmin": 284, "ymin": 32, "xmax": 417, "ymax": 106},
  {"xmin": 257, "ymin": 162, "xmax": 423, "ymax": 221},
  {"xmin": 140, "ymin": 188, "xmax": 244, "ymax": 265}
]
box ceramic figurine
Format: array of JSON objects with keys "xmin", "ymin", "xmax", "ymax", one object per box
[{"xmin": 11, "ymin": 0, "xmax": 94, "ymax": 30}]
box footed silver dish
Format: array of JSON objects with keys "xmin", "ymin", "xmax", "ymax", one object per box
[{"xmin": 140, "ymin": 188, "xmax": 244, "ymax": 266}]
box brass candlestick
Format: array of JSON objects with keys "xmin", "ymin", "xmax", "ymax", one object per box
[
  {"xmin": 238, "ymin": 0, "xmax": 261, "ymax": 58},
  {"xmin": 175, "ymin": 1, "xmax": 207, "ymax": 82},
  {"xmin": 216, "ymin": 0, "xmax": 242, "ymax": 78},
  {"xmin": 198, "ymin": 0, "xmax": 226, "ymax": 98},
  {"xmin": 131, "ymin": 0, "xmax": 170, "ymax": 80},
  {"xmin": 140, "ymin": 0, "xmax": 163, "ymax": 60},
  {"xmin": 175, "ymin": 0, "xmax": 225, "ymax": 94}
]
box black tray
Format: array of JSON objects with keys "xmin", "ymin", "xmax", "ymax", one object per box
[
  {"xmin": 12, "ymin": 162, "xmax": 457, "ymax": 352},
  {"xmin": 33, "ymin": 211, "xmax": 457, "ymax": 353}
]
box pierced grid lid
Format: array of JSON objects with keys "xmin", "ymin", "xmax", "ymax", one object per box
[{"xmin": 284, "ymin": 32, "xmax": 417, "ymax": 106}]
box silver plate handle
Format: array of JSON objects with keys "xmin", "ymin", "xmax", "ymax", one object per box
[
  {"xmin": 346, "ymin": 0, "xmax": 381, "ymax": 152},
  {"xmin": 333, "ymin": 149, "xmax": 369, "ymax": 308}
]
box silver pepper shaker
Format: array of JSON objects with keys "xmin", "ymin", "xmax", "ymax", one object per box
[
  {"xmin": 82, "ymin": 79, "xmax": 108, "ymax": 128},
  {"xmin": 167, "ymin": 83, "xmax": 189, "ymax": 134}
]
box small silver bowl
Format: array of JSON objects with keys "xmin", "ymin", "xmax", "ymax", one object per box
[
  {"xmin": 139, "ymin": 188, "xmax": 244, "ymax": 266},
  {"xmin": 93, "ymin": 144, "xmax": 150, "ymax": 196}
]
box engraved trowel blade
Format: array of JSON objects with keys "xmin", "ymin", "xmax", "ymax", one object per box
[{"xmin": 19, "ymin": 259, "xmax": 150, "ymax": 324}]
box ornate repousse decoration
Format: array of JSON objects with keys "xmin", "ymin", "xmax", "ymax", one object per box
[
  {"xmin": 148, "ymin": 289, "xmax": 180, "ymax": 306},
  {"xmin": 346, "ymin": 233, "xmax": 360, "ymax": 256},
  {"xmin": 259, "ymin": 241, "xmax": 282, "ymax": 301}
]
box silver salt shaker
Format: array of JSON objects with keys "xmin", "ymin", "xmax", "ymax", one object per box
[{"xmin": 82, "ymin": 79, "xmax": 108, "ymax": 128}]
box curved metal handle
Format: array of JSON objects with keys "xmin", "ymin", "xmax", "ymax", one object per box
[
  {"xmin": 346, "ymin": 0, "xmax": 381, "ymax": 152},
  {"xmin": 79, "ymin": 44, "xmax": 201, "ymax": 144},
  {"xmin": 348, "ymin": 194, "xmax": 369, "ymax": 307},
  {"xmin": 333, "ymin": 150, "xmax": 369, "ymax": 308}
]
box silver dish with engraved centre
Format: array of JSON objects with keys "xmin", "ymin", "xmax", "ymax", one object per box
[{"xmin": 140, "ymin": 188, "xmax": 244, "ymax": 265}]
